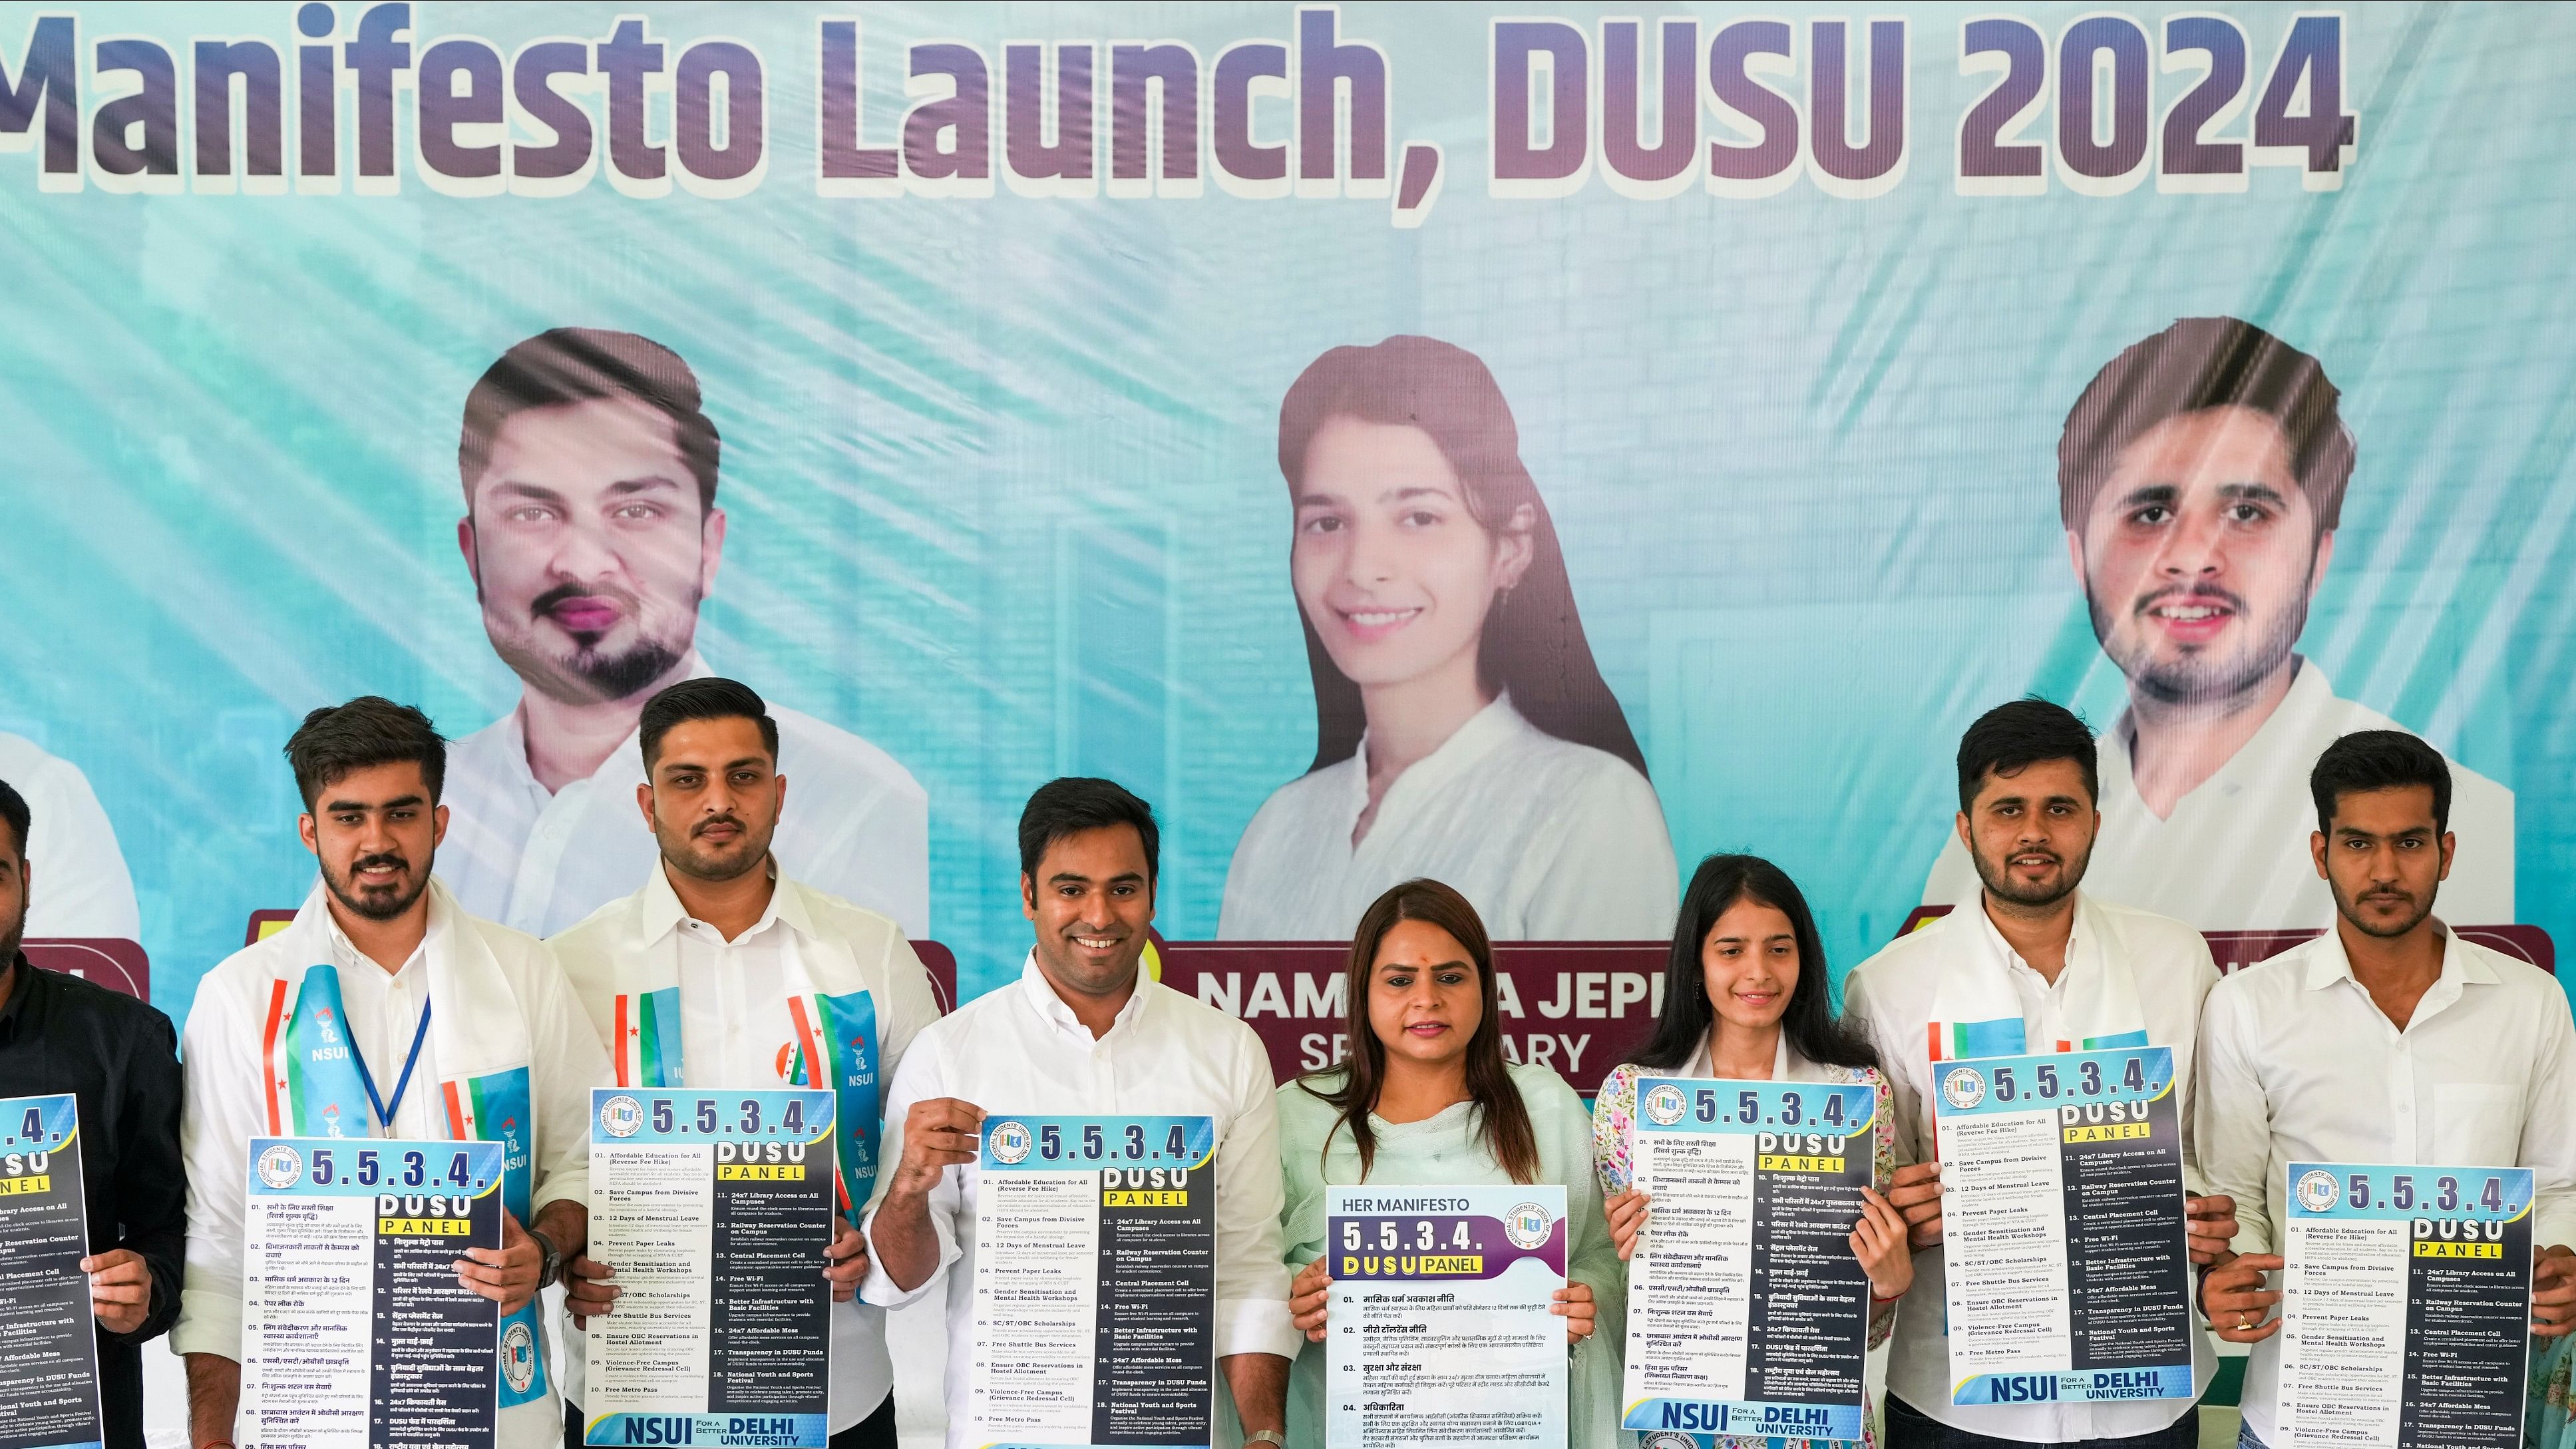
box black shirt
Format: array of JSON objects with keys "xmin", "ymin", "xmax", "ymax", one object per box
[{"xmin": 0, "ymin": 952, "xmax": 186, "ymax": 1449}]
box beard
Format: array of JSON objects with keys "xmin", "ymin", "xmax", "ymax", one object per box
[
  {"xmin": 0, "ymin": 893, "xmax": 23, "ymax": 966},
  {"xmin": 2328, "ymin": 875, "xmax": 2438, "ymax": 939},
  {"xmin": 657, "ymin": 811, "xmax": 776, "ymax": 884},
  {"xmin": 482, "ymin": 579, "xmax": 697, "ymax": 707},
  {"xmin": 1970, "ymin": 836, "xmax": 2094, "ymax": 910},
  {"xmin": 2093, "ymin": 582, "xmax": 2309, "ymax": 708},
  {"xmin": 321, "ymin": 850, "xmax": 432, "ymax": 923}
]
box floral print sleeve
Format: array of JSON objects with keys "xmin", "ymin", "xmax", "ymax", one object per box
[{"xmin": 1592, "ymin": 1062, "xmax": 1642, "ymax": 1195}]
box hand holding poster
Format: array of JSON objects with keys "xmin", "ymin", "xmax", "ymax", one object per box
[
  {"xmin": 970, "ymin": 1115, "xmax": 1216, "ymax": 1449},
  {"xmin": 2278, "ymin": 1163, "xmax": 2534, "ymax": 1448},
  {"xmin": 0, "ymin": 1094, "xmax": 105, "ymax": 1449},
  {"xmin": 585, "ymin": 1089, "xmax": 838, "ymax": 1449},
  {"xmin": 1931, "ymin": 1046, "xmax": 2193, "ymax": 1407},
  {"xmin": 240, "ymin": 1137, "xmax": 504, "ymax": 1449},
  {"xmin": 1619, "ymin": 1077, "xmax": 1874, "ymax": 1441},
  {"xmin": 1322, "ymin": 1184, "xmax": 1567, "ymax": 1449}
]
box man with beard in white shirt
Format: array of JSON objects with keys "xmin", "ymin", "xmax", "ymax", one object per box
[
  {"xmin": 860, "ymin": 778, "xmax": 1297, "ymax": 1449},
  {"xmin": 439, "ymin": 328, "xmax": 926, "ymax": 939},
  {"xmin": 2194, "ymin": 731, "xmax": 2576, "ymax": 1448},
  {"xmin": 549, "ymin": 678, "xmax": 942, "ymax": 1449},
  {"xmin": 1920, "ymin": 317, "xmax": 2512, "ymax": 931},
  {"xmin": 1845, "ymin": 700, "xmax": 2236, "ymax": 1449},
  {"xmin": 175, "ymin": 698, "xmax": 608, "ymax": 1449}
]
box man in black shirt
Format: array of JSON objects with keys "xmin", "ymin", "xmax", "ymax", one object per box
[{"xmin": 0, "ymin": 777, "xmax": 186, "ymax": 1449}]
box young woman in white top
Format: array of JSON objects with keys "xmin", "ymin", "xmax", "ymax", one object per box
[{"xmin": 1218, "ymin": 335, "xmax": 1676, "ymax": 942}]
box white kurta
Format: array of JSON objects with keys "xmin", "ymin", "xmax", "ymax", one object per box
[
  {"xmin": 858, "ymin": 956, "xmax": 1301, "ymax": 1449},
  {"xmin": 548, "ymin": 864, "xmax": 945, "ymax": 1428},
  {"xmin": 440, "ymin": 658, "xmax": 930, "ymax": 939},
  {"xmin": 174, "ymin": 885, "xmax": 608, "ymax": 1449},
  {"xmin": 0, "ymin": 731, "xmax": 140, "ymax": 939},
  {"xmin": 1919, "ymin": 660, "xmax": 2515, "ymax": 930},
  {"xmin": 2194, "ymin": 926, "xmax": 2576, "ymax": 1446},
  {"xmin": 1218, "ymin": 694, "xmax": 1677, "ymax": 940},
  {"xmin": 1839, "ymin": 893, "xmax": 2221, "ymax": 1440}
]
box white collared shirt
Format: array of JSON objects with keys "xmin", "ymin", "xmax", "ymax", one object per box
[
  {"xmin": 2193, "ymin": 924, "xmax": 2576, "ymax": 1444},
  {"xmin": 858, "ymin": 954, "xmax": 1300, "ymax": 1449},
  {"xmin": 0, "ymin": 731, "xmax": 139, "ymax": 939},
  {"xmin": 174, "ymin": 888, "xmax": 604, "ymax": 1449},
  {"xmin": 1921, "ymin": 660, "xmax": 2515, "ymax": 930},
  {"xmin": 440, "ymin": 662, "xmax": 930, "ymax": 939},
  {"xmin": 549, "ymin": 864, "xmax": 945, "ymax": 1428},
  {"xmin": 1840, "ymin": 892, "xmax": 2219, "ymax": 1438},
  {"xmin": 1218, "ymin": 694, "xmax": 1677, "ymax": 940}
]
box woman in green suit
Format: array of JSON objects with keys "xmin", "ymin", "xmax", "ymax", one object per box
[{"xmin": 1273, "ymin": 877, "xmax": 1624, "ymax": 1448}]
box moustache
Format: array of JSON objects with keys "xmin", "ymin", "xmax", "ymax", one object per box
[
  {"xmin": 2131, "ymin": 583, "xmax": 2247, "ymax": 616},
  {"xmin": 691, "ymin": 813, "xmax": 748, "ymax": 839},
  {"xmin": 348, "ymin": 852, "xmax": 411, "ymax": 881},
  {"xmin": 528, "ymin": 581, "xmax": 638, "ymax": 623}
]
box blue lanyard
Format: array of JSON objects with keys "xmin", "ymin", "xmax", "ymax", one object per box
[{"xmin": 351, "ymin": 1000, "xmax": 433, "ymax": 1131}]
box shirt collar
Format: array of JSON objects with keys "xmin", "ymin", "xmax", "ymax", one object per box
[
  {"xmin": 1341, "ymin": 692, "xmax": 1535, "ymax": 819},
  {"xmin": 2299, "ymin": 919, "xmax": 2494, "ymax": 993},
  {"xmin": 1016, "ymin": 949, "xmax": 1152, "ymax": 1040},
  {"xmin": 640, "ymin": 857, "xmax": 801, "ymax": 946},
  {"xmin": 1966, "ymin": 889, "xmax": 2100, "ymax": 984}
]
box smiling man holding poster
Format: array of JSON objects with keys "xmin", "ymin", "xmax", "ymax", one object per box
[
  {"xmin": 1843, "ymin": 700, "xmax": 2232, "ymax": 1449},
  {"xmin": 174, "ymin": 698, "xmax": 610, "ymax": 1449},
  {"xmin": 860, "ymin": 778, "xmax": 1297, "ymax": 1449}
]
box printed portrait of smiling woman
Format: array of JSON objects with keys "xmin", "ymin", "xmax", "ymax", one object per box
[{"xmin": 1218, "ymin": 335, "xmax": 1676, "ymax": 941}]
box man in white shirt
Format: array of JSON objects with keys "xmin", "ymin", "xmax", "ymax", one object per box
[
  {"xmin": 0, "ymin": 732, "xmax": 140, "ymax": 939},
  {"xmin": 1920, "ymin": 317, "xmax": 2512, "ymax": 931},
  {"xmin": 549, "ymin": 678, "xmax": 943, "ymax": 1449},
  {"xmin": 861, "ymin": 778, "xmax": 1297, "ymax": 1449},
  {"xmin": 438, "ymin": 327, "xmax": 928, "ymax": 939},
  {"xmin": 1844, "ymin": 700, "xmax": 2234, "ymax": 1448},
  {"xmin": 175, "ymin": 698, "xmax": 608, "ymax": 1449},
  {"xmin": 2194, "ymin": 730, "xmax": 2576, "ymax": 1448}
]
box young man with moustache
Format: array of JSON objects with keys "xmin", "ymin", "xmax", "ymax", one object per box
[
  {"xmin": 1844, "ymin": 700, "xmax": 2234, "ymax": 1449},
  {"xmin": 0, "ymin": 778, "xmax": 186, "ymax": 1449},
  {"xmin": 2194, "ymin": 731, "xmax": 2576, "ymax": 1449},
  {"xmin": 860, "ymin": 778, "xmax": 1297, "ymax": 1449},
  {"xmin": 548, "ymin": 678, "xmax": 942, "ymax": 1449},
  {"xmin": 1919, "ymin": 317, "xmax": 2513, "ymax": 931},
  {"xmin": 174, "ymin": 699, "xmax": 609, "ymax": 1449},
  {"xmin": 439, "ymin": 328, "xmax": 927, "ymax": 940}
]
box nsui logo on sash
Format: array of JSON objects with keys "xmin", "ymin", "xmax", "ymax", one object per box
[
  {"xmin": 987, "ymin": 1120, "xmax": 1032, "ymax": 1163},
  {"xmin": 256, "ymin": 1143, "xmax": 303, "ymax": 1189},
  {"xmin": 502, "ymin": 1321, "xmax": 538, "ymax": 1394}
]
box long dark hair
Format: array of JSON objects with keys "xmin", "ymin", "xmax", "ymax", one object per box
[
  {"xmin": 1300, "ymin": 879, "xmax": 1543, "ymax": 1184},
  {"xmin": 1276, "ymin": 335, "xmax": 1647, "ymax": 777},
  {"xmin": 1627, "ymin": 854, "xmax": 1879, "ymax": 1073}
]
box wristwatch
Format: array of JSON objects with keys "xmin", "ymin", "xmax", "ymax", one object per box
[
  {"xmin": 1244, "ymin": 1432, "xmax": 1288, "ymax": 1448},
  {"xmin": 528, "ymin": 1227, "xmax": 564, "ymax": 1291}
]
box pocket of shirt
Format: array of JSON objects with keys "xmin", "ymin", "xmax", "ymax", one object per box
[{"xmin": 2432, "ymin": 1083, "xmax": 2523, "ymax": 1163}]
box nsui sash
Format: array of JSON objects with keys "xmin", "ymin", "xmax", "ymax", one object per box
[
  {"xmin": 257, "ymin": 881, "xmax": 552, "ymax": 1409},
  {"xmin": 1924, "ymin": 894, "xmax": 2149, "ymax": 1062},
  {"xmin": 608, "ymin": 881, "xmax": 883, "ymax": 1213}
]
